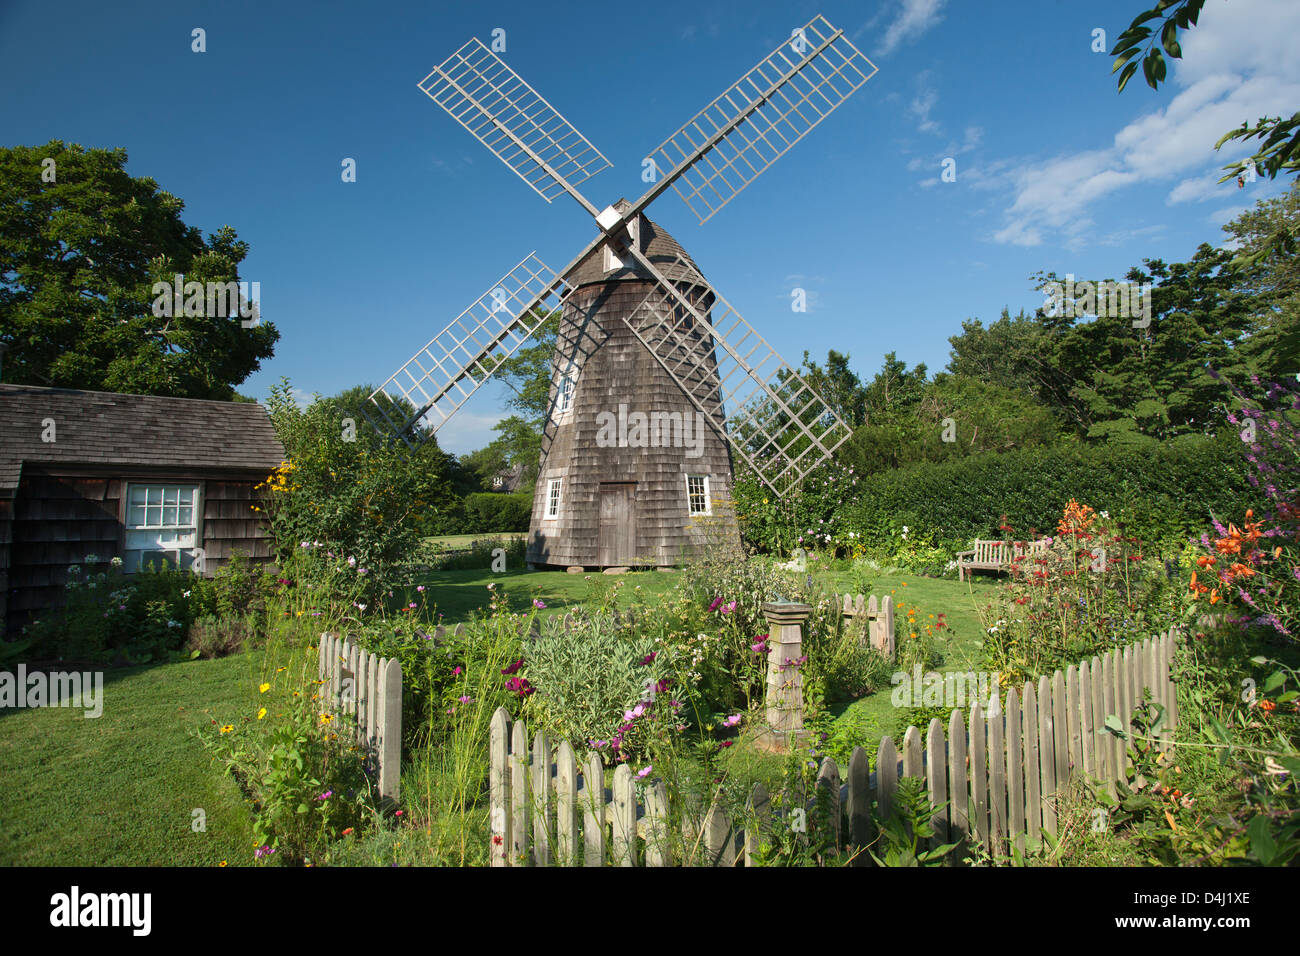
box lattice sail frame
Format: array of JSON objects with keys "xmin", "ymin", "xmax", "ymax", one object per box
[
  {"xmin": 643, "ymin": 14, "xmax": 876, "ymax": 224},
  {"xmin": 364, "ymin": 254, "xmax": 572, "ymax": 446},
  {"xmin": 624, "ymin": 255, "xmax": 851, "ymax": 493},
  {"xmin": 418, "ymin": 38, "xmax": 612, "ymax": 206}
]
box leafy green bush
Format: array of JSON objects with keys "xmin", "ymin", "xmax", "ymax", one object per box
[
  {"xmin": 261, "ymin": 379, "xmax": 455, "ymax": 602},
  {"xmin": 843, "ymin": 433, "xmax": 1257, "ymax": 560},
  {"xmin": 461, "ymin": 492, "xmax": 532, "ymax": 533},
  {"xmin": 25, "ymin": 557, "xmax": 193, "ymax": 663},
  {"xmin": 522, "ymin": 610, "xmax": 672, "ymax": 758},
  {"xmin": 189, "ymin": 551, "xmax": 274, "ymax": 619}
]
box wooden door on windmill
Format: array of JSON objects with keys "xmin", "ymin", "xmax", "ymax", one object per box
[{"xmin": 597, "ymin": 482, "xmax": 637, "ymax": 565}]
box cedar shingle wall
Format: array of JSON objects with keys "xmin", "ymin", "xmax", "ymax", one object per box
[
  {"xmin": 527, "ymin": 279, "xmax": 740, "ymax": 567},
  {"xmin": 3, "ymin": 471, "xmax": 275, "ymax": 637}
]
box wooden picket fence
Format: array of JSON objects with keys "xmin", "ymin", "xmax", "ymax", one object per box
[
  {"xmin": 834, "ymin": 592, "xmax": 895, "ymax": 657},
  {"xmin": 488, "ymin": 628, "xmax": 1181, "ymax": 865},
  {"xmin": 317, "ymin": 633, "xmax": 403, "ymax": 803}
]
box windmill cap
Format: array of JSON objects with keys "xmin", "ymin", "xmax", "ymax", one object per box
[{"xmin": 564, "ymin": 200, "xmax": 710, "ymax": 291}]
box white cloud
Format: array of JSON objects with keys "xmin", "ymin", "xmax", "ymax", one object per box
[
  {"xmin": 990, "ymin": 0, "xmax": 1300, "ymax": 249},
  {"xmin": 874, "ymin": 0, "xmax": 947, "ymax": 58}
]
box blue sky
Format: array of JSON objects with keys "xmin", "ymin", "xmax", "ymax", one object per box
[{"xmin": 2, "ymin": 0, "xmax": 1296, "ymax": 454}]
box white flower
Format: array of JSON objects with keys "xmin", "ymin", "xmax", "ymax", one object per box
[
  {"xmin": 167, "ymin": 619, "xmax": 182, "ymax": 628},
  {"xmin": 110, "ymin": 556, "xmax": 123, "ymax": 567},
  {"xmin": 182, "ymin": 590, "xmax": 191, "ymax": 598}
]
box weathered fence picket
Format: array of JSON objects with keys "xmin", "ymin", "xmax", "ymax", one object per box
[{"xmin": 316, "ymin": 633, "xmax": 402, "ymax": 803}]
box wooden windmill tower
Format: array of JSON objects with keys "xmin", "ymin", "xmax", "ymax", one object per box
[{"xmin": 364, "ymin": 15, "xmax": 877, "ymax": 568}]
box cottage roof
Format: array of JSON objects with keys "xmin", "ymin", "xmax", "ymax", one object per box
[{"xmin": 0, "ymin": 384, "xmax": 286, "ymax": 496}]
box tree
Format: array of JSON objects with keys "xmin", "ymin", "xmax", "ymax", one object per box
[
  {"xmin": 1110, "ymin": 1, "xmax": 1298, "ymax": 264},
  {"xmin": 0, "ymin": 140, "xmax": 277, "ymax": 398},
  {"xmin": 798, "ymin": 349, "xmax": 868, "ymax": 427}
]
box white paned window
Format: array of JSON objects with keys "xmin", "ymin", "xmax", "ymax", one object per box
[
  {"xmin": 124, "ymin": 483, "xmax": 200, "ymax": 572},
  {"xmin": 557, "ymin": 371, "xmax": 576, "ymax": 415},
  {"xmin": 686, "ymin": 474, "xmax": 710, "ymax": 516},
  {"xmin": 545, "ymin": 478, "xmax": 562, "ymax": 519}
]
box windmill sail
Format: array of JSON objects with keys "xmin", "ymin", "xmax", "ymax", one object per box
[
  {"xmin": 623, "ymin": 253, "xmax": 851, "ymax": 492},
  {"xmin": 641, "ymin": 14, "xmax": 876, "ymax": 224},
  {"xmin": 365, "ymin": 253, "xmax": 572, "ymax": 445},
  {"xmin": 418, "ymin": 38, "xmax": 611, "ymax": 209}
]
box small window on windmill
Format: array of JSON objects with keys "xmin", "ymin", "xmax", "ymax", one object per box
[
  {"xmin": 545, "ymin": 478, "xmax": 562, "ymax": 519},
  {"xmin": 685, "ymin": 474, "xmax": 711, "ymax": 516},
  {"xmin": 492, "ymin": 475, "xmax": 504, "ymax": 489},
  {"xmin": 557, "ymin": 369, "xmax": 576, "ymax": 416},
  {"xmin": 601, "ymin": 214, "xmax": 640, "ymax": 273}
]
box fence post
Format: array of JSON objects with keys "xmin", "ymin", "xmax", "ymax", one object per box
[
  {"xmin": 758, "ymin": 601, "xmax": 813, "ymax": 752},
  {"xmin": 880, "ymin": 595, "xmax": 896, "ymax": 658},
  {"xmin": 377, "ymin": 657, "xmax": 401, "ymax": 804},
  {"xmin": 490, "ymin": 708, "xmax": 511, "ymax": 866}
]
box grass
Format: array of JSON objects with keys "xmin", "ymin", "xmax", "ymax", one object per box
[
  {"xmin": 0, "ymin": 652, "xmax": 266, "ymax": 866},
  {"xmin": 815, "ymin": 566, "xmax": 1005, "ymax": 757},
  {"xmin": 424, "ymin": 533, "xmax": 525, "ymax": 553},
  {"xmin": 0, "ymin": 556, "xmax": 1013, "ymax": 866},
  {"xmin": 397, "ymin": 565, "xmax": 682, "ymax": 624}
]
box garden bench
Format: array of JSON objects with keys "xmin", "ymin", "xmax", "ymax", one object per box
[{"xmin": 955, "ymin": 538, "xmax": 1049, "ymax": 581}]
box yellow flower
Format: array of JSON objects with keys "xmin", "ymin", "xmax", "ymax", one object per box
[
  {"xmin": 321, "ymin": 714, "xmax": 334, "ymax": 724},
  {"xmin": 276, "ymin": 667, "xmax": 286, "ymax": 673},
  {"xmin": 220, "ymin": 724, "xmax": 234, "ymax": 734},
  {"xmin": 259, "ymin": 683, "xmax": 270, "ymax": 693},
  {"xmin": 218, "ymin": 860, "xmax": 228, "ymax": 867},
  {"xmin": 257, "ymin": 707, "xmax": 267, "ymax": 720}
]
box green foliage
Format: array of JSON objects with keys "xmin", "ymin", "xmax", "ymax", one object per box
[
  {"xmin": 25, "ymin": 557, "xmax": 194, "ymax": 663},
  {"xmin": 522, "ymin": 610, "xmax": 669, "ymax": 756},
  {"xmin": 0, "ymin": 140, "xmax": 278, "ymax": 398},
  {"xmin": 869, "ymin": 776, "xmax": 958, "ymax": 866},
  {"xmin": 200, "ymin": 666, "xmax": 379, "ymax": 866},
  {"xmin": 1110, "ymin": 1, "xmax": 1297, "ymax": 262},
  {"xmin": 189, "ymin": 551, "xmax": 274, "ymax": 620},
  {"xmin": 261, "ymin": 378, "xmax": 455, "ymax": 600},
  {"xmin": 460, "ymin": 492, "xmax": 532, "ymax": 534},
  {"xmin": 843, "ymin": 434, "xmax": 1258, "ymax": 560}
]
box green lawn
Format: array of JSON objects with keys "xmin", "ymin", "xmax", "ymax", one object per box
[
  {"xmin": 398, "ymin": 566, "xmax": 683, "ymax": 624},
  {"xmin": 0, "ymin": 562, "xmax": 1009, "ymax": 865},
  {"xmin": 817, "ymin": 567, "xmax": 1005, "ymax": 754},
  {"xmin": 0, "ymin": 653, "xmax": 264, "ymax": 866},
  {"xmin": 424, "ymin": 533, "xmax": 525, "ymax": 552}
]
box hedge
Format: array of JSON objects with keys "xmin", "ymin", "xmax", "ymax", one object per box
[{"xmin": 845, "ymin": 433, "xmax": 1259, "ymax": 555}]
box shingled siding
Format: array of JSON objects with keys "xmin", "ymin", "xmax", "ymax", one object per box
[
  {"xmin": 527, "ymin": 278, "xmax": 740, "ymax": 568},
  {"xmin": 4, "ymin": 466, "xmax": 273, "ymax": 636}
]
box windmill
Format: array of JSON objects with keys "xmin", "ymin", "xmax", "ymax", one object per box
[{"xmin": 364, "ymin": 15, "xmax": 877, "ymax": 569}]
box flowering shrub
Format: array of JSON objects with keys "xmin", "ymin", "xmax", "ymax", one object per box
[
  {"xmin": 521, "ymin": 610, "xmax": 673, "ymax": 760},
  {"xmin": 979, "ymin": 502, "xmax": 1185, "ymax": 687},
  {"xmin": 1188, "ymin": 372, "xmax": 1300, "ymax": 638},
  {"xmin": 732, "ymin": 458, "xmax": 860, "ymax": 557},
  {"xmin": 260, "ymin": 379, "xmax": 454, "ymax": 602},
  {"xmin": 201, "ymin": 669, "xmax": 377, "ymax": 865},
  {"xmin": 25, "ymin": 557, "xmax": 193, "ymax": 663}
]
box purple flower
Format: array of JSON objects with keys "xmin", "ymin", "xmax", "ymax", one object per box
[
  {"xmin": 708, "ymin": 597, "xmax": 723, "ymax": 612},
  {"xmin": 458, "ymin": 695, "xmax": 473, "ymax": 704},
  {"xmin": 501, "ymin": 658, "xmax": 524, "ymax": 676},
  {"xmin": 533, "ymin": 599, "xmax": 546, "ymax": 609},
  {"xmin": 638, "ymin": 652, "xmax": 657, "ymax": 666},
  {"xmin": 317, "ymin": 791, "xmax": 333, "ymax": 801}
]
